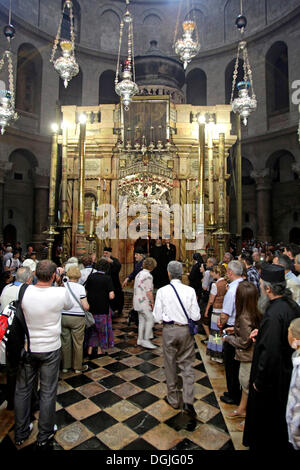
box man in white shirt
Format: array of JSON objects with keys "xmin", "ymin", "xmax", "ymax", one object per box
[
  {"xmin": 153, "ymin": 261, "xmax": 200, "ymax": 422},
  {"xmin": 14, "ymin": 259, "xmax": 73, "ymax": 448},
  {"xmin": 4, "ymin": 250, "xmax": 21, "ymax": 276},
  {"xmin": 217, "ymin": 260, "xmax": 244, "ymax": 405}
]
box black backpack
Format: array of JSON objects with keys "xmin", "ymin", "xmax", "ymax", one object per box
[{"xmin": 3, "ymin": 283, "xmax": 30, "ymax": 367}]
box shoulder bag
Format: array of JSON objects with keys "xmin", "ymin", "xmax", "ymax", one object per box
[
  {"xmin": 65, "ymin": 281, "xmax": 95, "ymax": 329},
  {"xmin": 170, "ymin": 283, "xmax": 198, "ymax": 336}
]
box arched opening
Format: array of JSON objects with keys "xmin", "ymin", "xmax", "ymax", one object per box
[
  {"xmin": 225, "ymin": 58, "xmax": 244, "ymax": 105},
  {"xmin": 242, "ymin": 158, "xmax": 255, "ymax": 185},
  {"xmin": 16, "ymin": 43, "xmax": 43, "ymax": 117},
  {"xmin": 3, "ymin": 224, "xmax": 17, "ymax": 246},
  {"xmin": 61, "ymin": 0, "xmax": 81, "ymax": 43},
  {"xmin": 143, "ymin": 14, "xmax": 162, "ymax": 52},
  {"xmin": 289, "ymin": 227, "xmax": 300, "ymax": 244},
  {"xmin": 266, "ymin": 42, "xmax": 289, "ymax": 117},
  {"xmin": 100, "ymin": 10, "xmax": 120, "ymax": 53},
  {"xmin": 267, "ymin": 150, "xmax": 297, "ymax": 183},
  {"xmin": 4, "ymin": 149, "xmax": 38, "ymax": 248},
  {"xmin": 59, "ymin": 67, "xmax": 82, "ymax": 106},
  {"xmin": 242, "ymin": 227, "xmax": 253, "ymax": 241},
  {"xmin": 99, "ymin": 70, "xmax": 119, "ymax": 105},
  {"xmin": 186, "ymin": 68, "xmax": 207, "ymax": 105}
]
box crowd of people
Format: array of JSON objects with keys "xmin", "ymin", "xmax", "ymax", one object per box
[{"xmin": 0, "ymin": 238, "xmax": 299, "ymax": 451}]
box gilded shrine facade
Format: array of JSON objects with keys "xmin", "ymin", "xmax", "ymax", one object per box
[{"xmin": 58, "ymin": 97, "xmax": 236, "ymax": 278}]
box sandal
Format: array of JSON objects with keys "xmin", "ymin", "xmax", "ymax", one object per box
[
  {"xmin": 237, "ymin": 420, "xmax": 245, "ymax": 431},
  {"xmin": 226, "ymin": 410, "xmax": 246, "ymax": 419}
]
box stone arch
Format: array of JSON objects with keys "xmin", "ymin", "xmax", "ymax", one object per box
[
  {"xmin": 61, "ymin": 0, "xmax": 81, "ymax": 42},
  {"xmin": 186, "ymin": 68, "xmax": 207, "ymax": 105},
  {"xmin": 4, "ymin": 149, "xmax": 38, "ymax": 248},
  {"xmin": 3, "ymin": 224, "xmax": 17, "ymax": 246},
  {"xmin": 266, "ymin": 41, "xmax": 289, "ymax": 117},
  {"xmin": 99, "ymin": 70, "xmax": 119, "ymax": 105},
  {"xmin": 225, "ymin": 58, "xmax": 244, "ymax": 105},
  {"xmin": 59, "ymin": 67, "xmax": 83, "ymax": 106},
  {"xmin": 142, "ymin": 14, "xmax": 162, "ymax": 51},
  {"xmin": 99, "ymin": 9, "xmax": 121, "ymax": 54},
  {"xmin": 266, "ymin": 150, "xmax": 296, "ymax": 182},
  {"xmin": 16, "ymin": 43, "xmax": 43, "ymax": 117},
  {"xmin": 242, "ymin": 227, "xmax": 254, "ymax": 241},
  {"xmin": 242, "ymin": 158, "xmax": 255, "ymax": 185}
]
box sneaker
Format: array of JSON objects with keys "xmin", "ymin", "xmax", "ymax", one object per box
[
  {"xmin": 201, "ymin": 339, "xmax": 208, "ymax": 345},
  {"xmin": 62, "ymin": 369, "xmax": 70, "ymax": 373},
  {"xmin": 15, "ymin": 422, "xmax": 34, "ymax": 446},
  {"xmin": 74, "ymin": 364, "xmax": 89, "ymax": 374}
]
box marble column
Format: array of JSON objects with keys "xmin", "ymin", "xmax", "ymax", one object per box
[
  {"xmin": 251, "ymin": 168, "xmax": 272, "ymax": 241},
  {"xmin": 33, "ymin": 168, "xmax": 50, "ymax": 250}
]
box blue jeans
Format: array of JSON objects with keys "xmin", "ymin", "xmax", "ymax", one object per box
[{"xmin": 14, "ymin": 348, "xmax": 61, "ymax": 443}]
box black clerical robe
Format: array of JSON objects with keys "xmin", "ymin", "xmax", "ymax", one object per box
[
  {"xmin": 109, "ymin": 256, "xmax": 124, "ymax": 314},
  {"xmin": 243, "ymin": 296, "xmax": 300, "ymax": 450}
]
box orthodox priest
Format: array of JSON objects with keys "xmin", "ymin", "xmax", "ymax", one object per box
[
  {"xmin": 103, "ymin": 247, "xmax": 124, "ymax": 316},
  {"xmin": 243, "ymin": 263, "xmax": 300, "ymax": 450}
]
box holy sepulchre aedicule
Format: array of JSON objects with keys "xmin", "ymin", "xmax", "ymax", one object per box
[{"xmin": 55, "ymin": 40, "xmax": 236, "ymax": 279}]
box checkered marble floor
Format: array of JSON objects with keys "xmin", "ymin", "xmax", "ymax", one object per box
[{"xmin": 0, "ymin": 314, "xmax": 234, "ymax": 451}]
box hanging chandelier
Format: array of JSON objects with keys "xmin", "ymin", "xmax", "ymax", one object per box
[
  {"xmin": 0, "ymin": 1, "xmax": 18, "ymax": 135},
  {"xmin": 230, "ymin": 2, "xmax": 257, "ymax": 126},
  {"xmin": 115, "ymin": 1, "xmax": 138, "ymax": 111},
  {"xmin": 50, "ymin": 0, "xmax": 79, "ymax": 88},
  {"xmin": 174, "ymin": 20, "xmax": 200, "ymax": 70}
]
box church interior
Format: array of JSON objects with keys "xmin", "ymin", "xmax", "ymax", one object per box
[{"xmin": 0, "ymin": 0, "xmax": 300, "ymax": 453}]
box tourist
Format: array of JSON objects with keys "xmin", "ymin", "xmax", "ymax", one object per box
[
  {"xmin": 294, "ymin": 253, "xmax": 300, "ymax": 275},
  {"xmin": 286, "ymin": 317, "xmax": 300, "ymax": 450},
  {"xmin": 153, "ymin": 261, "xmax": 200, "ymax": 425},
  {"xmin": 103, "ymin": 246, "xmax": 124, "ymax": 317},
  {"xmin": 24, "ymin": 244, "xmax": 34, "ymax": 260},
  {"xmin": 2, "ymin": 246, "xmax": 13, "ymax": 269},
  {"xmin": 283, "ymin": 243, "xmax": 300, "ymax": 275},
  {"xmin": 14, "ymin": 260, "xmax": 73, "ymax": 448},
  {"xmin": 221, "ymin": 252, "xmax": 233, "ymax": 269},
  {"xmin": 133, "ymin": 257, "xmax": 157, "ymax": 349},
  {"xmin": 243, "ymin": 264, "xmax": 300, "ymax": 450},
  {"xmin": 64, "ymin": 256, "xmax": 79, "ymax": 273},
  {"xmin": 239, "ymin": 253, "xmax": 260, "ymax": 292},
  {"xmin": 78, "ymin": 254, "xmax": 97, "ymax": 286},
  {"xmin": 224, "ymin": 281, "xmax": 262, "ymax": 429},
  {"xmin": 273, "ymin": 254, "xmax": 300, "ymax": 305},
  {"xmin": 4, "ymin": 250, "xmax": 21, "ymax": 276},
  {"xmin": 61, "ymin": 266, "xmax": 89, "ymax": 374},
  {"xmin": 218, "ymin": 260, "xmax": 244, "ymax": 405},
  {"xmin": 1, "ymin": 267, "xmax": 33, "ymax": 410},
  {"xmin": 0, "ymin": 271, "xmax": 13, "ymax": 295},
  {"xmin": 122, "ymin": 247, "xmax": 145, "ymax": 288},
  {"xmin": 205, "ymin": 264, "xmax": 227, "ymax": 363},
  {"xmin": 199, "ymin": 257, "xmax": 217, "ymax": 344},
  {"xmin": 85, "ymin": 259, "xmax": 115, "ymax": 357}
]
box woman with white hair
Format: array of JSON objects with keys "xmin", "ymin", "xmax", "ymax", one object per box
[{"xmin": 64, "ymin": 257, "xmax": 79, "ymax": 274}]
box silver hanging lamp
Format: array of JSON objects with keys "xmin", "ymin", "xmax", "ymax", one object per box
[
  {"xmin": 115, "ymin": 0, "xmax": 138, "ymax": 111},
  {"xmin": 230, "ymin": 0, "xmax": 257, "ymax": 126},
  {"xmin": 50, "ymin": 0, "xmax": 79, "ymax": 88},
  {"xmin": 0, "ymin": 0, "xmax": 18, "ymax": 135}
]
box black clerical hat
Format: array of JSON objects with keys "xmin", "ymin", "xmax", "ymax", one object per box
[
  {"xmin": 135, "ymin": 247, "xmax": 145, "ymax": 254},
  {"xmin": 261, "ymin": 263, "xmax": 285, "ymax": 283},
  {"xmin": 103, "ymin": 247, "xmax": 112, "ymax": 252}
]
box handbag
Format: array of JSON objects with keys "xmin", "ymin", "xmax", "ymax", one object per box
[
  {"xmin": 170, "ymin": 284, "xmax": 198, "ymax": 336},
  {"xmin": 65, "ymin": 281, "xmax": 95, "ymax": 329}
]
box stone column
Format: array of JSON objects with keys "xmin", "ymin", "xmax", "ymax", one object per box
[
  {"xmin": 33, "ymin": 168, "xmax": 50, "ymax": 250},
  {"xmin": 251, "ymin": 168, "xmax": 272, "ymax": 241}
]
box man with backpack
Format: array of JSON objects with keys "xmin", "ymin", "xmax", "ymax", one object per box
[
  {"xmin": 0, "ymin": 266, "xmax": 33, "ymax": 409},
  {"xmin": 14, "ymin": 259, "xmax": 73, "ymax": 448}
]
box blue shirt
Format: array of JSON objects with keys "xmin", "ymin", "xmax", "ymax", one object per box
[{"xmin": 222, "ymin": 277, "xmax": 244, "ymax": 326}]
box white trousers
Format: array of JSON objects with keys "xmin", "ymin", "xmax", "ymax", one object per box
[{"xmin": 138, "ymin": 311, "xmax": 154, "ymax": 341}]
